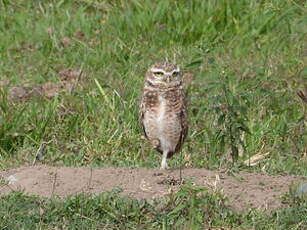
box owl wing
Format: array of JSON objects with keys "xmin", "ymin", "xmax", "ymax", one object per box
[
  {"xmin": 139, "ymin": 89, "xmax": 160, "ymax": 140},
  {"xmin": 139, "ymin": 94, "xmax": 148, "ymax": 139}
]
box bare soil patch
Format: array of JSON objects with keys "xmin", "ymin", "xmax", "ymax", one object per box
[
  {"xmin": 2, "ymin": 68, "xmax": 86, "ymax": 101},
  {"xmin": 0, "ymin": 165, "xmax": 305, "ymax": 211}
]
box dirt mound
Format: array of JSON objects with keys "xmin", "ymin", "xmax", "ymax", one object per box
[
  {"xmin": 2, "ymin": 68, "xmax": 86, "ymax": 101},
  {"xmin": 0, "ymin": 165, "xmax": 305, "ymax": 211}
]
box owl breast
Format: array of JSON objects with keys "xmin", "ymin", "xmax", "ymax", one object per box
[{"xmin": 141, "ymin": 89, "xmax": 186, "ymax": 157}]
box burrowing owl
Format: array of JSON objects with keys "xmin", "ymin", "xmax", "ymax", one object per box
[{"xmin": 139, "ymin": 62, "xmax": 188, "ymax": 169}]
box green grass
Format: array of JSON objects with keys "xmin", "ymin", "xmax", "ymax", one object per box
[
  {"xmin": 1, "ymin": 186, "xmax": 306, "ymax": 229},
  {"xmin": 0, "ymin": 0, "xmax": 306, "ymax": 173},
  {"xmin": 0, "ymin": 0, "xmax": 306, "ymax": 228}
]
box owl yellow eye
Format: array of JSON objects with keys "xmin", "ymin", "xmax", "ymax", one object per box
[
  {"xmin": 172, "ymin": 71, "xmax": 179, "ymax": 76},
  {"xmin": 154, "ymin": 72, "xmax": 164, "ymax": 76}
]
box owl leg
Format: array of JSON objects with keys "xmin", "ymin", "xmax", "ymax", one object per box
[{"xmin": 160, "ymin": 151, "xmax": 169, "ymax": 169}]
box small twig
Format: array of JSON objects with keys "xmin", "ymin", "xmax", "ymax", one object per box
[
  {"xmin": 51, "ymin": 172, "xmax": 57, "ymax": 196},
  {"xmin": 5, "ymin": 183, "xmax": 16, "ymax": 192},
  {"xmin": 76, "ymin": 213, "xmax": 95, "ymax": 222},
  {"xmin": 87, "ymin": 167, "xmax": 93, "ymax": 190},
  {"xmin": 297, "ymin": 90, "xmax": 307, "ymax": 104},
  {"xmin": 179, "ymin": 145, "xmax": 185, "ymax": 185},
  {"xmin": 243, "ymin": 152, "xmax": 270, "ymax": 166}
]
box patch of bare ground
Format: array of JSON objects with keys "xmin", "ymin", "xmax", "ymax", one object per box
[
  {"xmin": 3, "ymin": 68, "xmax": 86, "ymax": 101},
  {"xmin": 1, "ymin": 165, "xmax": 305, "ymax": 211}
]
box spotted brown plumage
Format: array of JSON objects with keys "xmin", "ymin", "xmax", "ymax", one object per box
[{"xmin": 139, "ymin": 62, "xmax": 188, "ymax": 169}]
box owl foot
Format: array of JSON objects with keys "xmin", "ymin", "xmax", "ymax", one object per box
[
  {"xmin": 160, "ymin": 162, "xmax": 169, "ymax": 170},
  {"xmin": 160, "ymin": 151, "xmax": 169, "ymax": 170}
]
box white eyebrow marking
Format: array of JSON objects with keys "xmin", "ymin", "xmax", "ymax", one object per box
[
  {"xmin": 172, "ymin": 67, "xmax": 180, "ymax": 74},
  {"xmin": 150, "ymin": 68, "xmax": 167, "ymax": 74},
  {"xmin": 150, "ymin": 67, "xmax": 180, "ymax": 75}
]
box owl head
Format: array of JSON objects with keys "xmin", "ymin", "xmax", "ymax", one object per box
[{"xmin": 145, "ymin": 62, "xmax": 182, "ymax": 88}]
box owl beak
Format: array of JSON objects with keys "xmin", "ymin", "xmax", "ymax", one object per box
[{"xmin": 166, "ymin": 75, "xmax": 171, "ymax": 83}]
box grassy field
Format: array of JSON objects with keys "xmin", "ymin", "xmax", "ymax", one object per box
[
  {"xmin": 0, "ymin": 187, "xmax": 306, "ymax": 229},
  {"xmin": 0, "ymin": 0, "xmax": 306, "ymax": 229}
]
